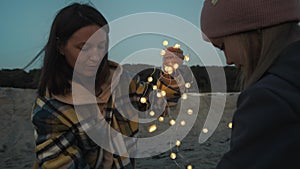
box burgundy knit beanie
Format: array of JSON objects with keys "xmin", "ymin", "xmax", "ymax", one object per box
[{"xmin": 201, "ymin": 0, "xmax": 300, "ymax": 39}]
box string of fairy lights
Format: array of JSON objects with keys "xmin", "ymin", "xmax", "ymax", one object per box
[
  {"xmin": 137, "ymin": 40, "xmax": 233, "ymax": 169},
  {"xmin": 163, "ymin": 40, "xmax": 192, "ymax": 169},
  {"xmin": 139, "ymin": 40, "xmax": 194, "ymax": 168}
]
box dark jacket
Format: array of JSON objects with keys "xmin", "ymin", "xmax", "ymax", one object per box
[{"xmin": 217, "ymin": 40, "xmax": 300, "ymax": 169}]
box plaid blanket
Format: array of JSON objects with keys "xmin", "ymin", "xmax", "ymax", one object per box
[{"xmin": 31, "ymin": 62, "xmax": 183, "ymax": 169}]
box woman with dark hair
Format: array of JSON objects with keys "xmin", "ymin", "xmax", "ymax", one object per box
[
  {"xmin": 38, "ymin": 3, "xmax": 110, "ymax": 97},
  {"xmin": 201, "ymin": 0, "xmax": 300, "ymax": 168},
  {"xmin": 31, "ymin": 3, "xmax": 184, "ymax": 169}
]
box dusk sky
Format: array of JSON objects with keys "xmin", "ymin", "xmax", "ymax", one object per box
[{"xmin": 0, "ymin": 0, "xmax": 226, "ymax": 70}]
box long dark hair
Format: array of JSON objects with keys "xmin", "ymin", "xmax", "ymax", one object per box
[{"xmin": 38, "ymin": 3, "xmax": 110, "ymax": 96}]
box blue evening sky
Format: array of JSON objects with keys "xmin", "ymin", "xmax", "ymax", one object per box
[{"xmin": 0, "ymin": 0, "xmax": 226, "ymax": 70}]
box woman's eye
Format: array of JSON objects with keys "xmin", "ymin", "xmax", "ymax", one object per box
[{"xmin": 78, "ymin": 44, "xmax": 105, "ymax": 52}]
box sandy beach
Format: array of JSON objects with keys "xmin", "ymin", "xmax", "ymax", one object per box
[{"xmin": 0, "ymin": 87, "xmax": 238, "ymax": 169}]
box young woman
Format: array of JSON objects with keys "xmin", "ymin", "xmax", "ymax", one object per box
[
  {"xmin": 32, "ymin": 3, "xmax": 184, "ymax": 169},
  {"xmin": 201, "ymin": 0, "xmax": 300, "ymax": 168}
]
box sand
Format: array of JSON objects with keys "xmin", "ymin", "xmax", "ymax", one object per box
[{"xmin": 0, "ymin": 87, "xmax": 238, "ymax": 169}]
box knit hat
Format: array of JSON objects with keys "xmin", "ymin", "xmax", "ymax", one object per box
[
  {"xmin": 201, "ymin": 0, "xmax": 300, "ymax": 39},
  {"xmin": 166, "ymin": 46, "xmax": 185, "ymax": 60}
]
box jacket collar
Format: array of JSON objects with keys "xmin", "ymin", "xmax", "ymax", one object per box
[
  {"xmin": 51, "ymin": 61, "xmax": 123, "ymax": 105},
  {"xmin": 268, "ymin": 40, "xmax": 300, "ymax": 88}
]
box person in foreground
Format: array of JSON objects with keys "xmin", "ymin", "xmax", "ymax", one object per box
[
  {"xmin": 31, "ymin": 3, "xmax": 184, "ymax": 169},
  {"xmin": 201, "ymin": 0, "xmax": 300, "ymax": 168}
]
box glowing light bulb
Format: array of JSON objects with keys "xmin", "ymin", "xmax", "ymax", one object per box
[
  {"xmin": 158, "ymin": 116, "xmax": 164, "ymax": 122},
  {"xmin": 140, "ymin": 97, "xmax": 147, "ymax": 103},
  {"xmin": 184, "ymin": 55, "xmax": 190, "ymax": 61},
  {"xmin": 173, "ymin": 63, "xmax": 179, "ymax": 69},
  {"xmin": 187, "ymin": 109, "xmax": 193, "ymax": 115},
  {"xmin": 165, "ymin": 66, "xmax": 173, "ymax": 74},
  {"xmin": 170, "ymin": 152, "xmax": 177, "ymax": 160},
  {"xmin": 164, "ymin": 66, "xmax": 169, "ymax": 72},
  {"xmin": 169, "ymin": 119, "xmax": 176, "ymax": 126},
  {"xmin": 175, "ymin": 140, "xmax": 181, "ymax": 147},
  {"xmin": 174, "ymin": 43, "xmax": 180, "ymax": 49},
  {"xmin": 160, "ymin": 50, "xmax": 166, "ymax": 56},
  {"xmin": 185, "ymin": 82, "xmax": 191, "ymax": 88},
  {"xmin": 187, "ymin": 165, "xmax": 193, "ymax": 169},
  {"xmin": 182, "ymin": 93, "xmax": 188, "ymax": 100},
  {"xmin": 152, "ymin": 85, "xmax": 158, "ymax": 90},
  {"xmin": 147, "ymin": 76, "xmax": 153, "ymax": 82},
  {"xmin": 161, "ymin": 90, "xmax": 166, "ymax": 97},
  {"xmin": 180, "ymin": 120, "xmax": 186, "ymax": 126},
  {"xmin": 148, "ymin": 124, "xmax": 157, "ymax": 133},
  {"xmin": 163, "ymin": 40, "xmax": 169, "ymax": 46},
  {"xmin": 156, "ymin": 92, "xmax": 162, "ymax": 98},
  {"xmin": 228, "ymin": 122, "xmax": 233, "ymax": 129},
  {"xmin": 149, "ymin": 111, "xmax": 155, "ymax": 116},
  {"xmin": 167, "ymin": 69, "xmax": 173, "ymax": 74},
  {"xmin": 202, "ymin": 128, "xmax": 209, "ymax": 133}
]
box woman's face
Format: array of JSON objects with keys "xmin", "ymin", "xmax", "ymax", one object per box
[
  {"xmin": 60, "ymin": 25, "xmax": 107, "ymax": 77},
  {"xmin": 210, "ymin": 35, "xmax": 245, "ymax": 70}
]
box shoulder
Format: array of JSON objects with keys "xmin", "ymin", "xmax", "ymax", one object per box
[
  {"xmin": 231, "ymin": 77, "xmax": 295, "ymax": 144},
  {"xmin": 240, "ymin": 72, "xmax": 299, "ymax": 105},
  {"xmin": 236, "ymin": 73, "xmax": 300, "ymax": 122},
  {"xmin": 33, "ymin": 96, "xmax": 71, "ymax": 113},
  {"xmin": 239, "ymin": 75, "xmax": 287, "ymax": 109},
  {"xmin": 32, "ymin": 96, "xmax": 76, "ymax": 127}
]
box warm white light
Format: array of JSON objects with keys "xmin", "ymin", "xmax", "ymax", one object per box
[
  {"xmin": 202, "ymin": 128, "xmax": 209, "ymax": 133},
  {"xmin": 140, "ymin": 97, "xmax": 147, "ymax": 103},
  {"xmin": 148, "ymin": 124, "xmax": 157, "ymax": 133},
  {"xmin": 158, "ymin": 116, "xmax": 164, "ymax": 122},
  {"xmin": 185, "ymin": 82, "xmax": 191, "ymax": 88},
  {"xmin": 170, "ymin": 152, "xmax": 177, "ymax": 160},
  {"xmin": 163, "ymin": 40, "xmax": 169, "ymax": 46},
  {"xmin": 152, "ymin": 85, "xmax": 158, "ymax": 90},
  {"xmin": 169, "ymin": 119, "xmax": 176, "ymax": 126},
  {"xmin": 160, "ymin": 50, "xmax": 166, "ymax": 56},
  {"xmin": 187, "ymin": 109, "xmax": 193, "ymax": 115},
  {"xmin": 167, "ymin": 69, "xmax": 173, "ymax": 75},
  {"xmin": 149, "ymin": 111, "xmax": 155, "ymax": 116},
  {"xmin": 164, "ymin": 66, "xmax": 173, "ymax": 74},
  {"xmin": 147, "ymin": 76, "xmax": 153, "ymax": 82},
  {"xmin": 156, "ymin": 92, "xmax": 162, "ymax": 98},
  {"xmin": 175, "ymin": 140, "xmax": 181, "ymax": 147},
  {"xmin": 184, "ymin": 55, "xmax": 190, "ymax": 61},
  {"xmin": 187, "ymin": 165, "xmax": 193, "ymax": 169},
  {"xmin": 173, "ymin": 63, "xmax": 179, "ymax": 69},
  {"xmin": 161, "ymin": 90, "xmax": 166, "ymax": 97},
  {"xmin": 174, "ymin": 43, "xmax": 180, "ymax": 49},
  {"xmin": 164, "ymin": 66, "xmax": 169, "ymax": 72},
  {"xmin": 180, "ymin": 120, "xmax": 186, "ymax": 126},
  {"xmin": 182, "ymin": 93, "xmax": 188, "ymax": 100},
  {"xmin": 228, "ymin": 122, "xmax": 233, "ymax": 129}
]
